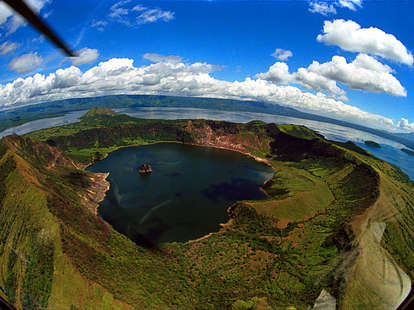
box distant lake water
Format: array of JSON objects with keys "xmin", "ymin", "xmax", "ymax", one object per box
[
  {"xmin": 1, "ymin": 106, "xmax": 413, "ymax": 180},
  {"xmin": 0, "ymin": 110, "xmax": 88, "ymax": 137},
  {"xmin": 87, "ymin": 143, "xmax": 274, "ymax": 245}
]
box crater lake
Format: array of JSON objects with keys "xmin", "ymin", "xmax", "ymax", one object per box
[{"xmin": 87, "ymin": 143, "xmax": 274, "ymax": 246}]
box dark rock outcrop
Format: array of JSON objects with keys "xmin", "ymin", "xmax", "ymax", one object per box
[{"xmin": 138, "ymin": 163, "xmax": 152, "ymax": 174}]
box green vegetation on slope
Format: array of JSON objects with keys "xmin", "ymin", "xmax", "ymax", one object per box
[
  {"xmin": 0, "ymin": 108, "xmax": 412, "ymax": 309},
  {"xmin": 0, "ymin": 135, "xmax": 193, "ymax": 310},
  {"xmin": 80, "ymin": 107, "xmax": 117, "ymax": 119}
]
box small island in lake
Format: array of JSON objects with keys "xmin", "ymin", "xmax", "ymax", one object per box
[
  {"xmin": 138, "ymin": 163, "xmax": 153, "ymax": 174},
  {"xmin": 401, "ymin": 148, "xmax": 414, "ymax": 156},
  {"xmin": 365, "ymin": 140, "xmax": 381, "ymax": 148}
]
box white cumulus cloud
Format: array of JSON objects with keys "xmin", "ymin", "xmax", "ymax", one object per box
[
  {"xmin": 398, "ymin": 118, "xmax": 414, "ymax": 131},
  {"xmin": 317, "ymin": 19, "xmax": 414, "ymax": 66},
  {"xmin": 304, "ymin": 54, "xmax": 406, "ymax": 96},
  {"xmin": 256, "ymin": 53, "xmax": 405, "ymax": 97},
  {"xmin": 257, "ymin": 62, "xmax": 346, "ymax": 97},
  {"xmin": 256, "ymin": 62, "xmax": 293, "ymax": 84},
  {"xmin": 271, "ymin": 49, "xmax": 293, "ymax": 61},
  {"xmin": 70, "ymin": 48, "xmax": 99, "ymax": 66},
  {"xmin": 8, "ymin": 53, "xmax": 43, "ymax": 73},
  {"xmin": 295, "ymin": 67, "xmax": 346, "ymax": 96}
]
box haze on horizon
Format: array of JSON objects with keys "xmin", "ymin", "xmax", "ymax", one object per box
[{"xmin": 0, "ymin": 0, "xmax": 413, "ymax": 133}]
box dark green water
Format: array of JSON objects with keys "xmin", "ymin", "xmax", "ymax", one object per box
[{"xmin": 87, "ymin": 143, "xmax": 274, "ymax": 245}]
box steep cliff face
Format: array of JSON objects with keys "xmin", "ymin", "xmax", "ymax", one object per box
[
  {"xmin": 185, "ymin": 119, "xmax": 270, "ymax": 154},
  {"xmin": 2, "ymin": 134, "xmax": 79, "ymax": 170}
]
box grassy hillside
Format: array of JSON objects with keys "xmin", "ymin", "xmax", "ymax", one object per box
[
  {"xmin": 0, "ymin": 109, "xmax": 412, "ymax": 309},
  {"xmin": 0, "ymin": 134, "xmax": 193, "ymax": 310}
]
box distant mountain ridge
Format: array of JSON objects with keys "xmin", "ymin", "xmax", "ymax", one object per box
[
  {"xmin": 1, "ymin": 94, "xmax": 413, "ymax": 149},
  {"xmin": 81, "ymin": 107, "xmax": 117, "ymax": 118}
]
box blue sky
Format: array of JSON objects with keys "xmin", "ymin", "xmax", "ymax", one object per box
[{"xmin": 0, "ymin": 0, "xmax": 413, "ymax": 132}]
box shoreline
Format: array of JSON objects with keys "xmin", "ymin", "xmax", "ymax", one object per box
[
  {"xmin": 397, "ymin": 285, "xmax": 414, "ymax": 310},
  {"xmin": 82, "ymin": 172, "xmax": 110, "ymax": 215},
  {"xmin": 82, "ymin": 140, "xmax": 277, "ymax": 170},
  {"xmin": 83, "ymin": 140, "xmax": 276, "ymax": 241}
]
